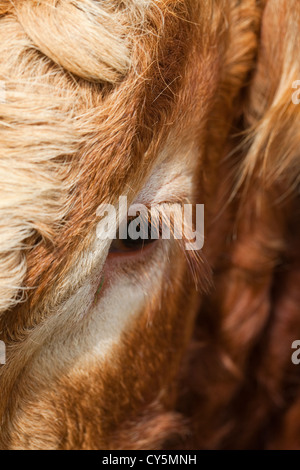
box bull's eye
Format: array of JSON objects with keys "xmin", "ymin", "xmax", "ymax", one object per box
[{"xmin": 109, "ymin": 215, "xmax": 160, "ymax": 254}]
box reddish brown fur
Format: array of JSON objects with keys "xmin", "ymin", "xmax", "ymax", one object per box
[{"xmin": 0, "ymin": 0, "xmax": 299, "ymax": 449}]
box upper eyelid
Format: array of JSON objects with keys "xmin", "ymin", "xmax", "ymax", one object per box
[
  {"xmin": 131, "ymin": 194, "xmax": 190, "ymax": 209},
  {"xmin": 127, "ymin": 201, "xmax": 187, "ymax": 222}
]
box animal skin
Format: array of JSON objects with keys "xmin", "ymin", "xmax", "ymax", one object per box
[{"xmin": 0, "ymin": 0, "xmax": 299, "ymax": 450}]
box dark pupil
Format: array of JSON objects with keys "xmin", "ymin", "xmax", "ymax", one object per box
[{"xmin": 123, "ymin": 216, "xmax": 158, "ymax": 250}]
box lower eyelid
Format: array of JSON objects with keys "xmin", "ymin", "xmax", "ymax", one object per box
[{"xmin": 108, "ymin": 238, "xmax": 158, "ymax": 260}]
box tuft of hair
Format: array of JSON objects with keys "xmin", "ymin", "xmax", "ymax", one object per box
[{"xmin": 0, "ymin": 0, "xmax": 163, "ymax": 314}]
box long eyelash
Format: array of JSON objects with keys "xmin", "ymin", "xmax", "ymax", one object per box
[
  {"xmin": 182, "ymin": 244, "xmax": 212, "ymax": 293},
  {"xmin": 139, "ymin": 204, "xmax": 212, "ymax": 293}
]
